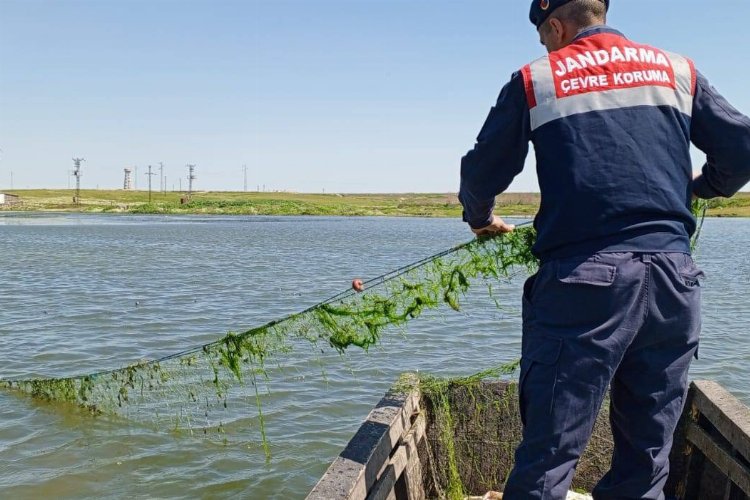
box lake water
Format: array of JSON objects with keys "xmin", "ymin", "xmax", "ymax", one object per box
[{"xmin": 0, "ymin": 213, "xmax": 748, "ymax": 498}]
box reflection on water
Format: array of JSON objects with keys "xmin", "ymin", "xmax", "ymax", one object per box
[{"xmin": 0, "ymin": 213, "xmax": 748, "ymax": 498}]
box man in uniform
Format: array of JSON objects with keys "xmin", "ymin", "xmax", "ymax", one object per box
[{"xmin": 458, "ymin": 0, "xmax": 750, "ymax": 498}]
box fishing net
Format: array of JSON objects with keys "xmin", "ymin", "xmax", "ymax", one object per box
[
  {"xmin": 0, "ymin": 225, "xmax": 538, "ymax": 453},
  {"xmin": 0, "ymin": 201, "xmax": 708, "ymax": 456}
]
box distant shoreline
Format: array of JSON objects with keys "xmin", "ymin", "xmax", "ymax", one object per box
[{"xmin": 1, "ymin": 189, "xmax": 748, "ymax": 218}]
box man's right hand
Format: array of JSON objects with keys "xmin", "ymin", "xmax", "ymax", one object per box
[
  {"xmin": 471, "ymin": 215, "xmax": 515, "ymax": 236},
  {"xmin": 692, "ymin": 170, "xmax": 701, "ymax": 200}
]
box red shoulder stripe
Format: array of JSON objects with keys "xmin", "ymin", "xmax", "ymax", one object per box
[
  {"xmin": 686, "ymin": 58, "xmax": 697, "ymax": 96},
  {"xmin": 521, "ymin": 64, "xmax": 537, "ymax": 109}
]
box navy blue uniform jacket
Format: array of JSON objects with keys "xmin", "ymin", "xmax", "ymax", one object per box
[{"xmin": 459, "ymin": 26, "xmax": 750, "ymax": 262}]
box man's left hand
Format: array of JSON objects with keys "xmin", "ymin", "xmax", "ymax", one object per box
[{"xmin": 471, "ymin": 215, "xmax": 515, "ymax": 236}]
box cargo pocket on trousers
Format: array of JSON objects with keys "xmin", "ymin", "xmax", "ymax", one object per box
[
  {"xmin": 545, "ymin": 257, "xmax": 617, "ymax": 329},
  {"xmin": 519, "ymin": 337, "xmax": 562, "ymax": 427},
  {"xmin": 556, "ymin": 257, "xmax": 616, "ymax": 286}
]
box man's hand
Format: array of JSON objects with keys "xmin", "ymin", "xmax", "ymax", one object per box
[
  {"xmin": 471, "ymin": 215, "xmax": 515, "ymax": 236},
  {"xmin": 692, "ymin": 170, "xmax": 701, "ymax": 201}
]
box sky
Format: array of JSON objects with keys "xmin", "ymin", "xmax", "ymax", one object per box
[{"xmin": 1, "ymin": 0, "xmax": 749, "ymax": 193}]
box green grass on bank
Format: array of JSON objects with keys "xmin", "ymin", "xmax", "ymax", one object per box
[
  {"xmin": 0, "ymin": 190, "xmax": 538, "ymax": 217},
  {"xmin": 1, "ymin": 189, "xmax": 748, "ymax": 217},
  {"xmin": 702, "ymin": 192, "xmax": 750, "ymax": 217}
]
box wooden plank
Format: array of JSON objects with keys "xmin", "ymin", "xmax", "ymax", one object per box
[
  {"xmin": 406, "ymin": 412, "xmax": 426, "ymax": 445},
  {"xmin": 393, "ymin": 413, "xmax": 426, "ymax": 477},
  {"xmin": 367, "ymin": 464, "xmax": 397, "ymax": 500},
  {"xmin": 385, "ymin": 391, "xmax": 419, "ymax": 464},
  {"xmin": 367, "ymin": 412, "xmax": 427, "ymax": 500},
  {"xmin": 307, "ymin": 382, "xmax": 419, "ymax": 500},
  {"xmin": 403, "ymin": 447, "xmax": 425, "ymax": 500},
  {"xmin": 691, "ymin": 380, "xmax": 750, "ymax": 462},
  {"xmin": 402, "ymin": 413, "xmax": 427, "ymax": 500},
  {"xmin": 391, "ymin": 444, "xmax": 409, "ymax": 480},
  {"xmin": 682, "ymin": 441, "xmax": 707, "ymax": 500},
  {"xmin": 686, "ymin": 422, "xmax": 750, "ymax": 496}
]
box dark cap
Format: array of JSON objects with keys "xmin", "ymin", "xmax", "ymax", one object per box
[{"xmin": 529, "ymin": 0, "xmax": 609, "ymax": 28}]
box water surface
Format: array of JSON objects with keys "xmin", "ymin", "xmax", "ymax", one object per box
[{"xmin": 0, "ymin": 213, "xmax": 747, "ymax": 498}]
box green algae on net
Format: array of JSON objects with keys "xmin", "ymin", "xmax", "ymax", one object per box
[
  {"xmin": 0, "ymin": 227, "xmax": 538, "ymax": 443},
  {"xmin": 0, "ymin": 201, "xmax": 707, "ymax": 454}
]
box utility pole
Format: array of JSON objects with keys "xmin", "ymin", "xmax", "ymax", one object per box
[
  {"xmin": 10, "ymin": 171, "xmax": 13, "ymax": 190},
  {"xmin": 187, "ymin": 164, "xmax": 196, "ymax": 198},
  {"xmin": 146, "ymin": 165, "xmax": 156, "ymax": 203},
  {"xmin": 135, "ymin": 165, "xmax": 139, "ymax": 189},
  {"xmin": 159, "ymin": 162, "xmax": 164, "ymax": 193},
  {"xmin": 72, "ymin": 158, "xmax": 84, "ymax": 204},
  {"xmin": 179, "ymin": 178, "xmax": 182, "ymax": 192},
  {"xmin": 243, "ymin": 164, "xmax": 248, "ymax": 192}
]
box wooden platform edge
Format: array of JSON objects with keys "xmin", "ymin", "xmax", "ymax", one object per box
[
  {"xmin": 672, "ymin": 379, "xmax": 750, "ymax": 499},
  {"xmin": 307, "ymin": 374, "xmax": 423, "ymax": 500},
  {"xmin": 691, "ymin": 380, "xmax": 750, "ymax": 463}
]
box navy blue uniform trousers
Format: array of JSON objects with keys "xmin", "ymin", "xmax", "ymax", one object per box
[{"xmin": 503, "ymin": 252, "xmax": 703, "ymax": 500}]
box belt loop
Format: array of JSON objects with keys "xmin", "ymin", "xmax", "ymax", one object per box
[{"xmin": 641, "ymin": 253, "xmax": 652, "ymax": 263}]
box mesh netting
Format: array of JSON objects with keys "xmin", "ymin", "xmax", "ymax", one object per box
[
  {"xmin": 0, "ymin": 226, "xmax": 538, "ymax": 453},
  {"xmin": 418, "ymin": 377, "xmax": 613, "ymax": 498},
  {"xmin": 0, "ymin": 201, "xmax": 708, "ymax": 456}
]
